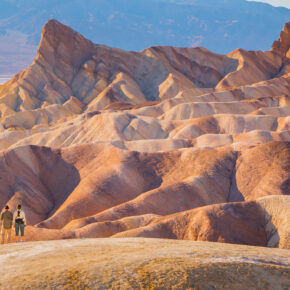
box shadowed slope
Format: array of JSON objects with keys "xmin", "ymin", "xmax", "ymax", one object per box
[
  {"xmin": 0, "ymin": 145, "xmax": 80, "ymax": 225},
  {"xmin": 114, "ymin": 196, "xmax": 289, "ymax": 249}
]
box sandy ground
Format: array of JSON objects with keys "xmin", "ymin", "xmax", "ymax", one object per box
[{"xmin": 0, "ymin": 238, "xmax": 289, "ymax": 289}]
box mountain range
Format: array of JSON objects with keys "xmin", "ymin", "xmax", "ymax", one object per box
[
  {"xmin": 0, "ymin": 0, "xmax": 289, "ymax": 75},
  {"xmin": 0, "ymin": 18, "xmax": 289, "ymax": 249}
]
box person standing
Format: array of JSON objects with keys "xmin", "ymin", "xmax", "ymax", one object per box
[
  {"xmin": 13, "ymin": 204, "xmax": 26, "ymax": 243},
  {"xmin": 1, "ymin": 205, "xmax": 13, "ymax": 244}
]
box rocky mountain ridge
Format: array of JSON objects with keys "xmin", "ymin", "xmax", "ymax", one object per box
[
  {"xmin": 1, "ymin": 0, "xmax": 289, "ymax": 75},
  {"xmin": 0, "ymin": 20, "xmax": 289, "ymax": 249}
]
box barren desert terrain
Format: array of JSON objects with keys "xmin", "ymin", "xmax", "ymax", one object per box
[
  {"xmin": 0, "ymin": 20, "xmax": 289, "ymax": 250},
  {"xmin": 0, "ymin": 238, "xmax": 289, "ymax": 289}
]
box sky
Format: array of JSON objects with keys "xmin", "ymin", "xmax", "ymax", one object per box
[{"xmin": 248, "ymin": 0, "xmax": 290, "ymax": 8}]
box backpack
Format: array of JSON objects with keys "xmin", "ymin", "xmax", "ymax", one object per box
[{"xmin": 15, "ymin": 210, "xmax": 24, "ymax": 224}]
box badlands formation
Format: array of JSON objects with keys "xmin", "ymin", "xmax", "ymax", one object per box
[{"xmin": 0, "ymin": 20, "xmax": 289, "ymax": 252}]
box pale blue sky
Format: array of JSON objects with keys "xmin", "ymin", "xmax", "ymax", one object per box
[{"xmin": 248, "ymin": 0, "xmax": 290, "ymax": 8}]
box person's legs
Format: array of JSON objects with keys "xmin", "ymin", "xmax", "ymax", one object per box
[
  {"xmin": 20, "ymin": 224, "xmax": 25, "ymax": 242},
  {"xmin": 15, "ymin": 223, "xmax": 20, "ymax": 242},
  {"xmin": 6, "ymin": 228, "xmax": 11, "ymax": 243},
  {"xmin": 0, "ymin": 227, "xmax": 4, "ymax": 244}
]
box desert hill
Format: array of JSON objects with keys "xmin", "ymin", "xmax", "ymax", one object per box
[
  {"xmin": 0, "ymin": 20, "xmax": 289, "ymax": 249},
  {"xmin": 0, "ymin": 238, "xmax": 289, "ymax": 289}
]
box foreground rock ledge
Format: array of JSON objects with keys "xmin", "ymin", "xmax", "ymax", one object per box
[{"xmin": 0, "ymin": 238, "xmax": 289, "ymax": 289}]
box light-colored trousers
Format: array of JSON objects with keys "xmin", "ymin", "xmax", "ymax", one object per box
[{"xmin": 1, "ymin": 227, "xmax": 12, "ymax": 244}]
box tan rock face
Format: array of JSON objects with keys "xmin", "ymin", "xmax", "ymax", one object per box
[
  {"xmin": 229, "ymin": 142, "xmax": 290, "ymax": 202},
  {"xmin": 257, "ymin": 195, "xmax": 290, "ymax": 249},
  {"xmin": 0, "ymin": 20, "xmax": 289, "ymax": 249}
]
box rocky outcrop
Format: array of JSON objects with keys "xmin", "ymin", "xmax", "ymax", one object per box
[
  {"xmin": 228, "ymin": 141, "xmax": 290, "ymax": 202},
  {"xmin": 257, "ymin": 195, "xmax": 290, "ymax": 249},
  {"xmin": 271, "ymin": 22, "xmax": 290, "ymax": 58}
]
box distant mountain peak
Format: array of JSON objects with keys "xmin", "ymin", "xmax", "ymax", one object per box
[
  {"xmin": 35, "ymin": 19, "xmax": 95, "ymax": 84},
  {"xmin": 271, "ymin": 21, "xmax": 290, "ymax": 57},
  {"xmin": 0, "ymin": 0, "xmax": 289, "ymax": 75}
]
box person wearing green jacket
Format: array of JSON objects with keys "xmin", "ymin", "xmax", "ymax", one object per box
[{"xmin": 1, "ymin": 205, "xmax": 13, "ymax": 244}]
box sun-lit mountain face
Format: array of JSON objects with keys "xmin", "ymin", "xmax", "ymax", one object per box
[{"xmin": 0, "ymin": 0, "xmax": 289, "ymax": 75}]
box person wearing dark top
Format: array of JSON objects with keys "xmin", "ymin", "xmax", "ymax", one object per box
[{"xmin": 1, "ymin": 205, "xmax": 13, "ymax": 244}]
